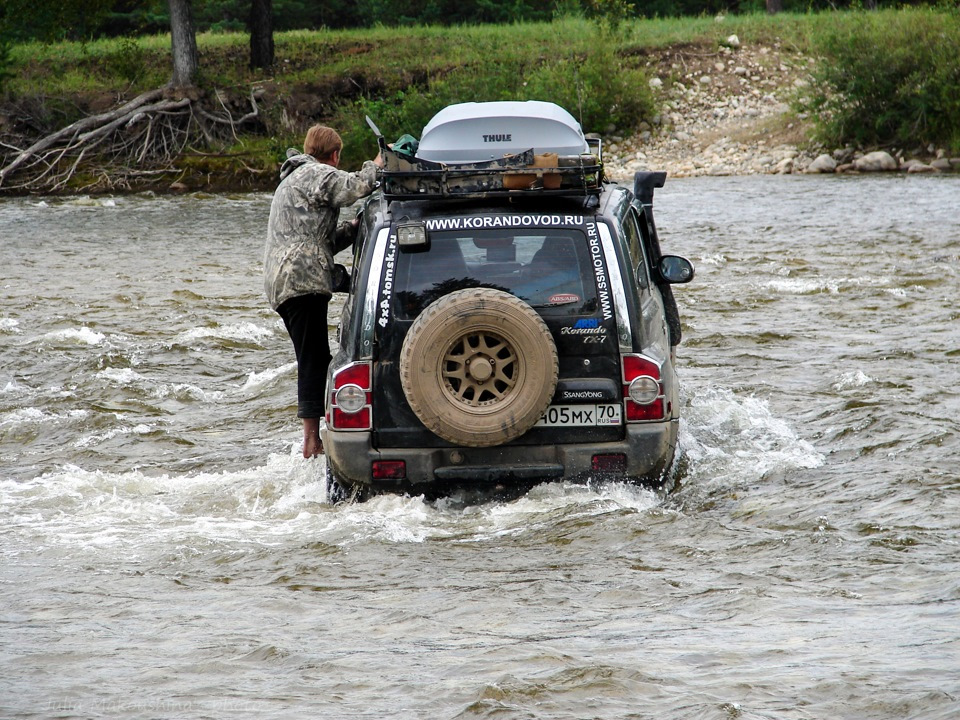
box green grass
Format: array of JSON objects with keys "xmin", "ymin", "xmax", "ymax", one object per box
[{"xmin": 6, "ymin": 14, "xmax": 825, "ymax": 98}]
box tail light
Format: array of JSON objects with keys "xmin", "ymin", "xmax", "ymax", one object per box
[
  {"xmin": 592, "ymin": 453, "xmax": 627, "ymax": 472},
  {"xmin": 372, "ymin": 460, "xmax": 406, "ymax": 479},
  {"xmin": 621, "ymin": 354, "xmax": 666, "ymax": 422},
  {"xmin": 328, "ymin": 362, "xmax": 372, "ymax": 431}
]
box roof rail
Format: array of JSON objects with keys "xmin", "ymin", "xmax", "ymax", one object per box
[{"xmin": 380, "ymin": 140, "xmax": 604, "ymax": 201}]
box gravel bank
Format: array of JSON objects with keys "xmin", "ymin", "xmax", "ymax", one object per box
[{"xmin": 602, "ymin": 38, "xmax": 958, "ymax": 181}]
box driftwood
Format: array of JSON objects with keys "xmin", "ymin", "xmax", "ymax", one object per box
[{"xmin": 0, "ymin": 86, "xmax": 262, "ymax": 192}]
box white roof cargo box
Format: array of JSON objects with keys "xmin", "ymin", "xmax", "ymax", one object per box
[{"xmin": 416, "ymin": 101, "xmax": 589, "ymax": 164}]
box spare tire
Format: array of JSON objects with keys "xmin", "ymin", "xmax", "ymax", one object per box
[{"xmin": 400, "ymin": 288, "xmax": 558, "ymax": 447}]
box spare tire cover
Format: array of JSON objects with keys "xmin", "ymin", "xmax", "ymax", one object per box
[{"xmin": 400, "ymin": 288, "xmax": 559, "ymax": 447}]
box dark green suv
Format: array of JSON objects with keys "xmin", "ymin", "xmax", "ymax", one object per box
[{"xmin": 323, "ymin": 101, "xmax": 693, "ymax": 501}]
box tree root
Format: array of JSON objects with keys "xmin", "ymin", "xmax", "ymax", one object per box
[{"xmin": 0, "ymin": 87, "xmax": 262, "ymax": 193}]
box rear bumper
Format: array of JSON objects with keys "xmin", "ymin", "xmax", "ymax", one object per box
[{"xmin": 323, "ymin": 421, "xmax": 678, "ymax": 493}]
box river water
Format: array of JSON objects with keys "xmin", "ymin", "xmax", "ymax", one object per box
[{"xmin": 1, "ymin": 175, "xmax": 958, "ymax": 719}]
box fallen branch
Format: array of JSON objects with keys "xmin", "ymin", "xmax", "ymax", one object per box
[
  {"xmin": 76, "ymin": 97, "xmax": 190, "ymax": 145},
  {"xmin": 0, "ymin": 89, "xmax": 164, "ymax": 186},
  {"xmin": 0, "ymin": 86, "xmax": 262, "ymax": 192}
]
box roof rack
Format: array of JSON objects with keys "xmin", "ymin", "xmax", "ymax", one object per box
[
  {"xmin": 374, "ymin": 101, "xmax": 604, "ymax": 201},
  {"xmin": 380, "ymin": 144, "xmax": 603, "ymax": 200}
]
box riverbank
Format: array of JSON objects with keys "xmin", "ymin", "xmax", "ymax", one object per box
[
  {"xmin": 2, "ymin": 40, "xmax": 814, "ymax": 195},
  {"xmin": 3, "ymin": 12, "xmax": 959, "ymax": 195}
]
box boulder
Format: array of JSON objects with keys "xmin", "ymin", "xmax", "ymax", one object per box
[
  {"xmin": 775, "ymin": 157, "xmax": 794, "ymax": 174},
  {"xmin": 907, "ymin": 162, "xmax": 937, "ymax": 174},
  {"xmin": 833, "ymin": 147, "xmax": 855, "ymax": 163},
  {"xmin": 805, "ymin": 154, "xmax": 837, "ymax": 173},
  {"xmin": 854, "ymin": 151, "xmax": 897, "ymax": 172},
  {"xmin": 930, "ymin": 158, "xmax": 952, "ymax": 171}
]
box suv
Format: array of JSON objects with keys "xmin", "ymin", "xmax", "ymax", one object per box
[{"xmin": 323, "ymin": 101, "xmax": 693, "ymax": 501}]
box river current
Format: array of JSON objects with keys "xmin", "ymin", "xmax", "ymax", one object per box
[{"xmin": 1, "ymin": 175, "xmax": 958, "ymax": 719}]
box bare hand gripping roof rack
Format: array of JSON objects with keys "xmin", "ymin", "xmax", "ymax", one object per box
[{"xmin": 375, "ymin": 101, "xmax": 604, "ymax": 201}]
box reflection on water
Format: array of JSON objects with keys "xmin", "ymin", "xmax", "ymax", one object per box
[{"xmin": 1, "ymin": 176, "xmax": 959, "ymax": 719}]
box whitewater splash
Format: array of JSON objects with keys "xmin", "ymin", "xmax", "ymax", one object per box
[
  {"xmin": 172, "ymin": 321, "xmax": 276, "ymax": 347},
  {"xmin": 1, "ymin": 380, "xmax": 816, "ymax": 559},
  {"xmin": 678, "ymin": 385, "xmax": 825, "ymax": 487}
]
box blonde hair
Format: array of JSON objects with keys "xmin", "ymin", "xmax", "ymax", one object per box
[{"xmin": 304, "ymin": 125, "xmax": 342, "ymax": 160}]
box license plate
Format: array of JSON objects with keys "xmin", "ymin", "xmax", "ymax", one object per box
[{"xmin": 536, "ymin": 403, "xmax": 622, "ymax": 427}]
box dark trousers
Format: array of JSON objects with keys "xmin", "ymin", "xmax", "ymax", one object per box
[{"xmin": 277, "ymin": 294, "xmax": 331, "ymax": 419}]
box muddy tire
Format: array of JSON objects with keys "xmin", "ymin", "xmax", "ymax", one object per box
[
  {"xmin": 326, "ymin": 463, "xmax": 365, "ymax": 504},
  {"xmin": 400, "ymin": 288, "xmax": 558, "ymax": 447}
]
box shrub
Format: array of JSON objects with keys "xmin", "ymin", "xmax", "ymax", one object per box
[
  {"xmin": 108, "ymin": 36, "xmax": 146, "ymax": 85},
  {"xmin": 523, "ymin": 45, "xmax": 655, "ymax": 134},
  {"xmin": 803, "ymin": 9, "xmax": 960, "ymax": 151}
]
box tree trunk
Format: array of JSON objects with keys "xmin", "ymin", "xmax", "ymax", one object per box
[
  {"xmin": 249, "ymin": 0, "xmax": 274, "ymax": 70},
  {"xmin": 168, "ymin": 0, "xmax": 198, "ymax": 88},
  {"xmin": 766, "ymin": 0, "xmax": 782, "ymax": 14}
]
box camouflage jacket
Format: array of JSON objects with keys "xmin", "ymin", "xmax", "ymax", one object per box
[{"xmin": 263, "ymin": 152, "xmax": 379, "ymax": 310}]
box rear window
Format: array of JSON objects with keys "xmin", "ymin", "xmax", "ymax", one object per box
[{"xmin": 392, "ymin": 228, "xmax": 598, "ymax": 320}]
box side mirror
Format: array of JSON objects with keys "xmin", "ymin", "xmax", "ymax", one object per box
[
  {"xmin": 331, "ymin": 263, "xmax": 351, "ymax": 293},
  {"xmin": 658, "ymin": 255, "xmax": 694, "ymax": 284}
]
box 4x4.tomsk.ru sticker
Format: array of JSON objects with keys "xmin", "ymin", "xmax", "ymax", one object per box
[{"xmin": 377, "ymin": 233, "xmax": 398, "ymax": 328}]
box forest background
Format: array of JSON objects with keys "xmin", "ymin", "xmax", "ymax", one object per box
[{"xmin": 1, "ymin": 0, "xmax": 958, "ymax": 193}]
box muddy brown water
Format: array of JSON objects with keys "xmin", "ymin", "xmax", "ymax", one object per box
[{"xmin": 1, "ymin": 175, "xmax": 958, "ymax": 719}]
